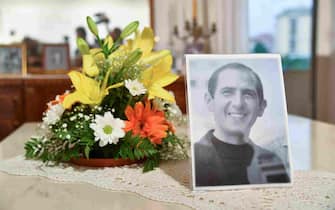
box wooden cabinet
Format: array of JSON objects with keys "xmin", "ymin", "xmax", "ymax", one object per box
[
  {"xmin": 0, "ymin": 75, "xmax": 71, "ymax": 140},
  {"xmin": 0, "ymin": 78, "xmax": 24, "ymax": 140},
  {"xmin": 23, "ymin": 76, "xmax": 71, "ymax": 121}
]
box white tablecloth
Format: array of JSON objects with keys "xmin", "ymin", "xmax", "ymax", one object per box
[{"xmin": 0, "ymin": 155, "xmax": 334, "ymax": 210}]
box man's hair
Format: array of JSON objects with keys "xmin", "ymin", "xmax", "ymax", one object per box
[{"xmin": 208, "ymin": 63, "xmax": 264, "ymax": 102}]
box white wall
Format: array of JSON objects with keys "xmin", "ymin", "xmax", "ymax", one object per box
[
  {"xmin": 317, "ymin": 0, "xmax": 332, "ymax": 56},
  {"xmin": 0, "ymin": 0, "xmax": 150, "ymax": 57},
  {"xmin": 153, "ymin": 0, "xmax": 172, "ymax": 51}
]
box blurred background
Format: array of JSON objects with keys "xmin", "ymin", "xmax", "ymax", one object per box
[{"xmin": 0, "ymin": 0, "xmax": 335, "ymax": 140}]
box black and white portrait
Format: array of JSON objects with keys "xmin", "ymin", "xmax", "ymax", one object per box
[
  {"xmin": 0, "ymin": 46, "xmax": 22, "ymax": 74},
  {"xmin": 43, "ymin": 44, "xmax": 70, "ymax": 71},
  {"xmin": 186, "ymin": 54, "xmax": 292, "ymax": 190}
]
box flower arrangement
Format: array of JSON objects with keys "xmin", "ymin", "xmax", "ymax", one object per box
[{"xmin": 24, "ymin": 17, "xmax": 187, "ymax": 172}]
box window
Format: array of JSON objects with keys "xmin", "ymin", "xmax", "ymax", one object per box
[
  {"xmin": 289, "ymin": 18, "xmax": 297, "ymax": 53},
  {"xmin": 248, "ymin": 0, "xmax": 313, "ymax": 71}
]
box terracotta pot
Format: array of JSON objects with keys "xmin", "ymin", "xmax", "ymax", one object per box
[{"xmin": 70, "ymin": 157, "xmax": 142, "ymax": 167}]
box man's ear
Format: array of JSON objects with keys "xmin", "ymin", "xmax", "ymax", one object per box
[
  {"xmin": 205, "ymin": 92, "xmax": 214, "ymax": 112},
  {"xmin": 258, "ymin": 99, "xmax": 267, "ymax": 117}
]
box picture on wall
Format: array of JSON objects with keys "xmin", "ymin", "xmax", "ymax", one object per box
[
  {"xmin": 42, "ymin": 44, "xmax": 70, "ymax": 72},
  {"xmin": 0, "ymin": 44, "xmax": 27, "ymax": 75}
]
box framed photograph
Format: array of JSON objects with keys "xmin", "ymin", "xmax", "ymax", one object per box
[
  {"xmin": 0, "ymin": 44, "xmax": 27, "ymax": 75},
  {"xmin": 186, "ymin": 54, "xmax": 293, "ymax": 190},
  {"xmin": 42, "ymin": 44, "xmax": 70, "ymax": 73}
]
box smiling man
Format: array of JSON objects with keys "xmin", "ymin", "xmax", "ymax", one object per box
[{"xmin": 194, "ymin": 63, "xmax": 290, "ymax": 187}]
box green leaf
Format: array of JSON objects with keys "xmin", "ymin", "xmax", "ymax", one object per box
[
  {"xmin": 86, "ymin": 16, "xmax": 99, "ymax": 37},
  {"xmin": 119, "ymin": 147, "xmax": 126, "ymax": 158},
  {"xmin": 147, "ymin": 149, "xmax": 157, "ymax": 156},
  {"xmin": 84, "ymin": 146, "xmax": 90, "ymax": 159},
  {"xmin": 25, "ymin": 137, "xmax": 44, "ymax": 159},
  {"xmin": 120, "ymin": 21, "xmax": 139, "ymax": 39},
  {"xmin": 134, "ymin": 149, "xmax": 139, "ymax": 159},
  {"xmin": 128, "ymin": 148, "xmax": 135, "ymax": 160},
  {"xmin": 76, "ymin": 38, "xmax": 90, "ymax": 55},
  {"xmin": 143, "ymin": 153, "xmax": 160, "ymax": 172},
  {"xmin": 163, "ymin": 134, "xmax": 177, "ymax": 144}
]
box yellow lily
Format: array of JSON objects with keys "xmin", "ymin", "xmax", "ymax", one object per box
[
  {"xmin": 104, "ymin": 35, "xmax": 114, "ymax": 49},
  {"xmin": 123, "ymin": 27, "xmax": 170, "ymax": 66},
  {"xmin": 140, "ymin": 53, "xmax": 179, "ymax": 102},
  {"xmin": 123, "ymin": 28, "xmax": 178, "ymax": 102},
  {"xmin": 62, "ymin": 71, "xmax": 123, "ymax": 109},
  {"xmin": 82, "ymin": 54, "xmax": 99, "ymax": 77},
  {"xmin": 89, "ymin": 48, "xmax": 105, "ymax": 60},
  {"xmin": 82, "ymin": 48, "xmax": 105, "ymax": 77},
  {"xmin": 124, "ymin": 28, "xmax": 153, "ymax": 57}
]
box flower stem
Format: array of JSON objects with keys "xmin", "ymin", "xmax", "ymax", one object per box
[{"xmin": 127, "ymin": 95, "xmax": 133, "ymax": 107}]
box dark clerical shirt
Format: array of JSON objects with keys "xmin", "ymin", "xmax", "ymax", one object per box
[
  {"xmin": 194, "ymin": 130, "xmax": 290, "ymax": 186},
  {"xmin": 210, "ymin": 135, "xmax": 254, "ymax": 184}
]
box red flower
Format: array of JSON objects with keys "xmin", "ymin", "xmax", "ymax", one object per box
[{"xmin": 124, "ymin": 100, "xmax": 169, "ymax": 144}]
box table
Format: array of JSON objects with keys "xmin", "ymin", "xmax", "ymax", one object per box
[{"xmin": 0, "ymin": 115, "xmax": 334, "ymax": 210}]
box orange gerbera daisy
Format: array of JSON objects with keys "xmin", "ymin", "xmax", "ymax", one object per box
[
  {"xmin": 124, "ymin": 100, "xmax": 169, "ymax": 144},
  {"xmin": 47, "ymin": 92, "xmax": 69, "ymax": 109}
]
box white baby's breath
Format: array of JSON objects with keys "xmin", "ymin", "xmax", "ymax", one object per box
[
  {"xmin": 125, "ymin": 79, "xmax": 146, "ymax": 96},
  {"xmin": 43, "ymin": 104, "xmax": 64, "ymax": 125},
  {"xmin": 90, "ymin": 112, "xmax": 125, "ymax": 147}
]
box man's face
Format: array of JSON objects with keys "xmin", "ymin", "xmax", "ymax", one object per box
[{"xmin": 206, "ymin": 69, "xmax": 266, "ymax": 136}]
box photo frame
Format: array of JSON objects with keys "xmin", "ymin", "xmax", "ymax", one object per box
[
  {"xmin": 185, "ymin": 54, "xmax": 293, "ymax": 191},
  {"xmin": 0, "ymin": 44, "xmax": 27, "ymax": 75},
  {"xmin": 42, "ymin": 43, "xmax": 70, "ymax": 73}
]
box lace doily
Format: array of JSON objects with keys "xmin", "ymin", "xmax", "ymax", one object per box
[{"xmin": 0, "ymin": 155, "xmax": 334, "ymax": 210}]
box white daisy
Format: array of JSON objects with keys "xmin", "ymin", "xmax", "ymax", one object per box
[
  {"xmin": 125, "ymin": 79, "xmax": 146, "ymax": 96},
  {"xmin": 43, "ymin": 104, "xmax": 64, "ymax": 125},
  {"xmin": 90, "ymin": 112, "xmax": 125, "ymax": 147}
]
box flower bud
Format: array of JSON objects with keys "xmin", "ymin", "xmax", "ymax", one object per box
[
  {"xmin": 76, "ymin": 38, "xmax": 90, "ymax": 55},
  {"xmin": 120, "ymin": 21, "xmax": 139, "ymax": 39},
  {"xmin": 86, "ymin": 16, "xmax": 99, "ymax": 37}
]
